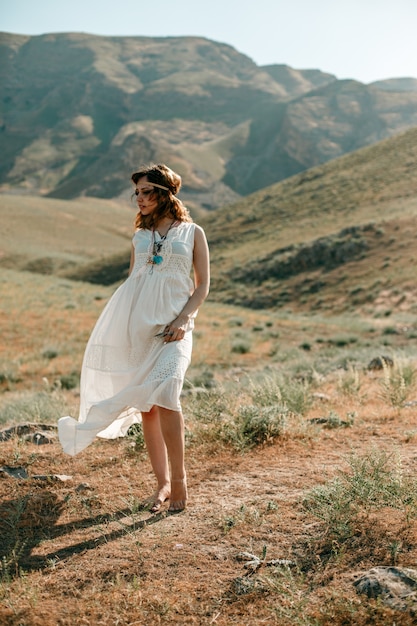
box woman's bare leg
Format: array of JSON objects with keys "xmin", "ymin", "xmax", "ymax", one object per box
[
  {"xmin": 141, "ymin": 406, "xmax": 171, "ymax": 510},
  {"xmin": 158, "ymin": 407, "xmax": 188, "ymax": 511}
]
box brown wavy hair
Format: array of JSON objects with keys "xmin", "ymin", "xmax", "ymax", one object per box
[{"xmin": 131, "ymin": 163, "xmax": 192, "ymax": 230}]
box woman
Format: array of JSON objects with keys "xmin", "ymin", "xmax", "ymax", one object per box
[{"xmin": 58, "ymin": 164, "xmax": 210, "ymax": 513}]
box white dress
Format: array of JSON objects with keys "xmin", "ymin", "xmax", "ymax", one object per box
[{"xmin": 58, "ymin": 221, "xmax": 196, "ymax": 456}]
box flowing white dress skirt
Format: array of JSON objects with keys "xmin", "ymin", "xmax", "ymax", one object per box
[{"xmin": 58, "ymin": 222, "xmax": 196, "ymax": 456}]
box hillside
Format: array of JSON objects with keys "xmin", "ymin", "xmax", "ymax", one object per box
[
  {"xmin": 2, "ymin": 263, "xmax": 417, "ymax": 625},
  {"xmin": 201, "ymin": 126, "xmax": 417, "ymax": 313},
  {"xmin": 1, "ymin": 32, "xmax": 417, "ymax": 210},
  {"xmin": 1, "ymin": 127, "xmax": 416, "ymax": 315},
  {"xmin": 0, "ymin": 195, "xmax": 133, "ymax": 275}
]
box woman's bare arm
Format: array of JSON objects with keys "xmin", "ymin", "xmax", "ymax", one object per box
[{"xmin": 165, "ymin": 225, "xmax": 210, "ymax": 340}]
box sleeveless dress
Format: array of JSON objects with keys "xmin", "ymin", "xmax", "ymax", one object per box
[{"xmin": 58, "ymin": 221, "xmax": 196, "ymax": 456}]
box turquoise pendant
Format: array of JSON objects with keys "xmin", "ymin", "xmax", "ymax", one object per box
[{"xmin": 153, "ymin": 255, "xmax": 163, "ymax": 264}]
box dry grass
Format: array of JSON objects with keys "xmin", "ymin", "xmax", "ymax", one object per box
[
  {"xmin": 1, "ymin": 384, "xmax": 417, "ymax": 625},
  {"xmin": 1, "ymin": 270, "xmax": 417, "ymax": 624},
  {"xmin": 1, "ymin": 268, "xmax": 416, "ymax": 398}
]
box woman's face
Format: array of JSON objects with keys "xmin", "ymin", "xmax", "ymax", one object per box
[{"xmin": 134, "ymin": 177, "xmax": 159, "ymax": 216}]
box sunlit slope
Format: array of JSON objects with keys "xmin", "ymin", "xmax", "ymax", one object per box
[
  {"xmin": 201, "ymin": 127, "xmax": 417, "ymax": 312},
  {"xmin": 0, "ymin": 195, "xmax": 133, "ymax": 273}
]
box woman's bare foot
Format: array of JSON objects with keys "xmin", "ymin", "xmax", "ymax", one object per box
[
  {"xmin": 168, "ymin": 476, "xmax": 188, "ymax": 513},
  {"xmin": 150, "ymin": 482, "xmax": 171, "ymax": 513}
]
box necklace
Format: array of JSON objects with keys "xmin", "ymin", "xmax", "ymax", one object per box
[{"xmin": 147, "ymin": 220, "xmax": 175, "ymax": 269}]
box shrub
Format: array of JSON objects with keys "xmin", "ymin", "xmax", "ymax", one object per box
[
  {"xmin": 127, "ymin": 423, "xmax": 145, "ymax": 449},
  {"xmin": 382, "ymin": 326, "xmax": 399, "ymax": 335},
  {"xmin": 250, "ymin": 375, "xmax": 312, "ymax": 416},
  {"xmin": 186, "ymin": 369, "xmax": 216, "ymax": 389},
  {"xmin": 58, "ymin": 372, "xmax": 80, "ymax": 390},
  {"xmin": 379, "ymin": 359, "xmax": 415, "ymax": 409},
  {"xmin": 186, "ymin": 387, "xmax": 229, "ymax": 424},
  {"xmin": 219, "ymin": 404, "xmax": 289, "ymax": 450},
  {"xmin": 228, "ymin": 317, "xmax": 243, "ymax": 327},
  {"xmin": 328, "ymin": 335, "xmax": 358, "ymax": 347},
  {"xmin": 238, "ymin": 404, "xmax": 288, "ymax": 447},
  {"xmin": 0, "ymin": 392, "xmax": 66, "ymax": 427},
  {"xmin": 337, "ymin": 365, "xmax": 361, "ymax": 397},
  {"xmin": 42, "ymin": 348, "xmax": 59, "ymax": 360},
  {"xmin": 302, "ymin": 448, "xmax": 417, "ymax": 544},
  {"xmin": 231, "ymin": 340, "xmax": 251, "ymax": 354}
]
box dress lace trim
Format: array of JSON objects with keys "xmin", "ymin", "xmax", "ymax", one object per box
[{"xmin": 133, "ymin": 253, "xmax": 191, "ymax": 276}]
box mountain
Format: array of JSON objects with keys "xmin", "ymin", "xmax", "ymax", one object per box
[
  {"xmin": 261, "ymin": 64, "xmax": 337, "ymax": 98},
  {"xmin": 223, "ymin": 78, "xmax": 417, "ymax": 194},
  {"xmin": 370, "ymin": 77, "xmax": 417, "ymax": 92},
  {"xmin": 0, "ymin": 31, "xmax": 282, "ymax": 208},
  {"xmin": 1, "ymin": 32, "xmax": 417, "ymax": 210}
]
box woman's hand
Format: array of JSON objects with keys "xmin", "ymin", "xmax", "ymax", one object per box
[{"xmin": 162, "ymin": 315, "xmax": 189, "ymax": 342}]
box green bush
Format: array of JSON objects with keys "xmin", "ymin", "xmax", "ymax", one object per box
[
  {"xmin": 250, "ymin": 375, "xmax": 312, "ymax": 416},
  {"xmin": 127, "ymin": 423, "xmax": 145, "ymax": 449},
  {"xmin": 239, "ymin": 404, "xmax": 288, "ymax": 447},
  {"xmin": 231, "ymin": 340, "xmax": 251, "ymax": 354},
  {"xmin": 219, "ymin": 404, "xmax": 289, "ymax": 450},
  {"xmin": 186, "ymin": 388, "xmax": 229, "ymax": 423},
  {"xmin": 303, "ymin": 448, "xmax": 417, "ymax": 543},
  {"xmin": 59, "ymin": 372, "xmax": 80, "ymax": 390}
]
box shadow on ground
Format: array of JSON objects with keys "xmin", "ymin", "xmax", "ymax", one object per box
[{"xmin": 0, "ymin": 489, "xmax": 164, "ymax": 576}]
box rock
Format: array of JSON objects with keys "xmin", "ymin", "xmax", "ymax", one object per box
[
  {"xmin": 75, "ymin": 482, "xmax": 93, "ymax": 492},
  {"xmin": 0, "ymin": 423, "xmax": 57, "ymax": 441},
  {"xmin": 309, "ymin": 416, "xmax": 352, "ymax": 428},
  {"xmin": 0, "ymin": 466, "xmax": 29, "ymax": 479},
  {"xmin": 354, "ymin": 566, "xmax": 417, "ymax": 613},
  {"xmin": 266, "ymin": 559, "xmax": 296, "ymax": 568},
  {"xmin": 367, "ymin": 356, "xmax": 394, "ymax": 370},
  {"xmin": 23, "ymin": 430, "xmax": 58, "ymax": 445},
  {"xmin": 0, "ymin": 466, "xmax": 72, "ymax": 482},
  {"xmin": 237, "ymin": 226, "xmax": 371, "ymax": 283},
  {"xmin": 235, "ymin": 551, "xmax": 296, "ymax": 573},
  {"xmin": 312, "ymin": 392, "xmax": 331, "ymax": 402},
  {"xmin": 32, "ymin": 474, "xmax": 73, "ymax": 482}
]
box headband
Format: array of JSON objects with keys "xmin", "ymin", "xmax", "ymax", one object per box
[{"xmin": 148, "ymin": 182, "xmax": 171, "ymax": 192}]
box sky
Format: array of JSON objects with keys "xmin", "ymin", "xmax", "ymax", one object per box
[{"xmin": 1, "ymin": 0, "xmax": 417, "ymax": 84}]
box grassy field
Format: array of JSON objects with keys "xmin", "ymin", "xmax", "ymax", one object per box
[
  {"xmin": 1, "ymin": 268, "xmax": 417, "ymax": 625},
  {"xmin": 1, "ymin": 128, "xmax": 417, "ymax": 624}
]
